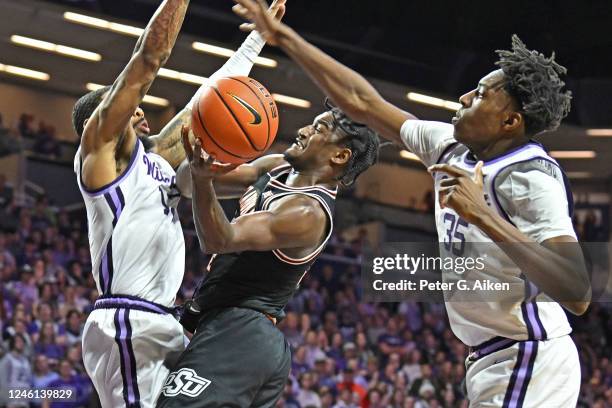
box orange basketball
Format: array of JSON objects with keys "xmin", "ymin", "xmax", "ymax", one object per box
[{"xmin": 191, "ymin": 76, "xmax": 279, "ymax": 164}]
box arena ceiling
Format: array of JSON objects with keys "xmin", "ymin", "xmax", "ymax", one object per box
[{"xmin": 1, "ymin": 0, "xmax": 611, "ymax": 181}]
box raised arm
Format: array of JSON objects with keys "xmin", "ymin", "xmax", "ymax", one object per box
[
  {"xmin": 79, "ymin": 0, "xmax": 189, "ymax": 190},
  {"xmin": 233, "ymin": 0, "xmax": 417, "ymax": 145},
  {"xmin": 150, "ymin": 0, "xmax": 287, "ymax": 169}
]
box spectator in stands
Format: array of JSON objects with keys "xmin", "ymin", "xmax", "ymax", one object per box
[
  {"xmin": 61, "ymin": 310, "xmax": 83, "ymax": 347},
  {"xmin": 45, "ymin": 359, "xmax": 92, "ymax": 408},
  {"xmin": 32, "ymin": 354, "xmax": 59, "ymax": 389},
  {"xmin": 33, "ymin": 123, "xmax": 61, "ymax": 158},
  {"xmin": 0, "ymin": 334, "xmax": 32, "ymax": 407},
  {"xmin": 18, "ymin": 114, "xmax": 35, "ymax": 138},
  {"xmin": 34, "ymin": 322, "xmax": 65, "ymax": 366},
  {"xmin": 297, "ymin": 371, "xmax": 322, "ymax": 407}
]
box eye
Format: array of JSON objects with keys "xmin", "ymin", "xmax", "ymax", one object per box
[{"xmin": 474, "ymin": 89, "xmax": 484, "ymax": 98}]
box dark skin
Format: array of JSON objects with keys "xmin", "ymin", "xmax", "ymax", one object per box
[
  {"xmin": 80, "ymin": 0, "xmax": 190, "ymax": 190},
  {"xmin": 181, "ymin": 111, "xmax": 351, "ymax": 257},
  {"xmin": 79, "ymin": 0, "xmax": 286, "ymax": 179},
  {"xmin": 233, "ymin": 0, "xmax": 590, "ymax": 315}
]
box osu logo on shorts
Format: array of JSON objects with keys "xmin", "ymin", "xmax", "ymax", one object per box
[{"xmin": 162, "ymin": 368, "xmax": 211, "ymax": 398}]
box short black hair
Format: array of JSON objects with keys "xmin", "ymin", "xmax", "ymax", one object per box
[
  {"xmin": 9, "ymin": 333, "xmax": 25, "ymax": 351},
  {"xmin": 325, "ymin": 100, "xmax": 381, "ymax": 187},
  {"xmin": 72, "ymin": 85, "xmax": 111, "ymax": 137},
  {"xmin": 495, "ymin": 35, "xmax": 572, "ymax": 136}
]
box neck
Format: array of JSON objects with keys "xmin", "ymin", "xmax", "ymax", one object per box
[
  {"xmin": 468, "ymin": 135, "xmax": 530, "ymax": 161},
  {"xmin": 285, "ymin": 168, "xmax": 337, "ymax": 190}
]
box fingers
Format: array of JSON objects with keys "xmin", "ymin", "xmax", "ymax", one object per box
[
  {"xmin": 232, "ymin": 3, "xmax": 251, "ymax": 19},
  {"xmin": 439, "ymin": 177, "xmax": 459, "ymax": 188},
  {"xmin": 193, "ymin": 138, "xmax": 203, "ymax": 166},
  {"xmin": 428, "ymin": 164, "xmax": 468, "ymax": 178},
  {"xmin": 239, "ymin": 22, "xmax": 256, "ymax": 32},
  {"xmin": 181, "ymin": 125, "xmax": 193, "ymax": 161},
  {"xmin": 275, "ymin": 4, "xmax": 286, "ymax": 20},
  {"xmin": 473, "ymin": 161, "xmax": 484, "ymax": 186}
]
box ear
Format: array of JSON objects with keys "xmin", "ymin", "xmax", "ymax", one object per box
[
  {"xmin": 331, "ymin": 147, "xmax": 352, "ymax": 165},
  {"xmin": 502, "ymin": 111, "xmax": 523, "ymax": 132}
]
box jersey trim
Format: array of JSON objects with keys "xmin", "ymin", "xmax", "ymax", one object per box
[
  {"xmin": 490, "ymin": 156, "xmax": 574, "ymax": 228},
  {"xmin": 98, "ymin": 186, "xmax": 125, "ymax": 295},
  {"xmin": 435, "ymin": 142, "xmax": 460, "ymax": 165},
  {"xmin": 268, "ymin": 178, "xmax": 337, "ymax": 199},
  {"xmin": 462, "ymin": 141, "xmax": 543, "ymax": 167},
  {"xmin": 79, "ymin": 138, "xmax": 141, "ymax": 197},
  {"xmin": 260, "ymin": 191, "xmax": 334, "ymax": 265}
]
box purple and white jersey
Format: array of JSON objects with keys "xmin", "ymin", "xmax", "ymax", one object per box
[
  {"xmin": 400, "ymin": 120, "xmax": 576, "ymax": 346},
  {"xmin": 74, "ymin": 139, "xmax": 184, "ymax": 308}
]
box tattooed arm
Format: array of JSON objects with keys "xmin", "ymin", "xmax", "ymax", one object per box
[
  {"xmin": 152, "ymin": 0, "xmax": 286, "ymax": 169},
  {"xmin": 80, "ymin": 0, "xmax": 189, "ymax": 190}
]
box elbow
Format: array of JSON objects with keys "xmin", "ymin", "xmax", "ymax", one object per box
[
  {"xmin": 342, "ymin": 92, "xmax": 371, "ymax": 122},
  {"xmin": 137, "ymin": 49, "xmax": 167, "ymax": 73},
  {"xmin": 567, "ymin": 301, "xmax": 590, "ymax": 316}
]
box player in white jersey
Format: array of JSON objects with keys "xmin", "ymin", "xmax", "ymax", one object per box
[
  {"xmin": 234, "ymin": 4, "xmax": 591, "ymax": 407},
  {"xmin": 71, "ymin": 0, "xmax": 286, "ymax": 406}
]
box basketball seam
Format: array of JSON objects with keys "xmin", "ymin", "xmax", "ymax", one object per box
[
  {"xmin": 228, "ymin": 77, "xmax": 273, "ymax": 150},
  {"xmin": 212, "ymin": 86, "xmax": 263, "ymax": 152},
  {"xmin": 195, "ymin": 95, "xmax": 250, "ymax": 160}
]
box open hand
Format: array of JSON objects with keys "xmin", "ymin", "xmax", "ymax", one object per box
[
  {"xmin": 181, "ymin": 125, "xmax": 239, "ymax": 181},
  {"xmin": 232, "ymin": 0, "xmax": 287, "ymax": 46},
  {"xmin": 428, "ymin": 161, "xmax": 491, "ymax": 225}
]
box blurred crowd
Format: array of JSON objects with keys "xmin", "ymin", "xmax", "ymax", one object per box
[
  {"xmin": 0, "ymin": 113, "xmax": 63, "ymax": 159},
  {"xmin": 0, "ymin": 181, "xmax": 610, "ymax": 408}
]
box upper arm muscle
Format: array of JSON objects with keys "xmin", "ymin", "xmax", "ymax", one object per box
[{"xmin": 219, "ymin": 195, "xmax": 326, "ymax": 253}]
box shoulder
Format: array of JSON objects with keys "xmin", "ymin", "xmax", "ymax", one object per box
[{"xmin": 400, "ymin": 120, "xmax": 454, "ymax": 139}]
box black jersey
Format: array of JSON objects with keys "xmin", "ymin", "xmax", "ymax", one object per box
[{"xmin": 192, "ymin": 164, "xmax": 336, "ymax": 320}]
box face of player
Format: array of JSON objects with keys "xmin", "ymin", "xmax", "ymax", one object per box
[
  {"xmin": 284, "ymin": 111, "xmax": 351, "ymax": 172},
  {"xmin": 130, "ymin": 106, "xmax": 151, "ymax": 138},
  {"xmin": 452, "ymin": 69, "xmax": 521, "ymax": 149}
]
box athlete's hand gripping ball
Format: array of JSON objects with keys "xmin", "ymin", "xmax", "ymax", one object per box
[
  {"xmin": 181, "ymin": 125, "xmax": 239, "ymax": 181},
  {"xmin": 428, "ymin": 161, "xmax": 491, "ymax": 225}
]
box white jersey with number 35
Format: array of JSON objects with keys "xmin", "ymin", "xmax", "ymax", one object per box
[{"xmin": 400, "ymin": 120, "xmax": 576, "ymax": 346}]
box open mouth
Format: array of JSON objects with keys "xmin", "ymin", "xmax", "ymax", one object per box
[
  {"xmin": 137, "ymin": 119, "xmax": 150, "ymax": 135},
  {"xmin": 293, "ymin": 139, "xmax": 306, "ymax": 150}
]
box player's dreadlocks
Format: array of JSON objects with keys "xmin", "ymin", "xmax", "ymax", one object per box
[
  {"xmin": 325, "ymin": 99, "xmax": 382, "ymax": 187},
  {"xmin": 72, "ymin": 85, "xmax": 111, "ymax": 137},
  {"xmin": 495, "ymin": 34, "xmax": 572, "ymax": 136}
]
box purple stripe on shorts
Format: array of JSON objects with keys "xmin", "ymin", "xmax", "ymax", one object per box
[
  {"xmin": 117, "ymin": 309, "xmax": 139, "ymax": 406},
  {"xmin": 508, "ymin": 341, "xmax": 537, "ymax": 408}
]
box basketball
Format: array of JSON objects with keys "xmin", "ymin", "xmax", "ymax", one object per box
[{"xmin": 191, "ymin": 76, "xmax": 279, "ymax": 164}]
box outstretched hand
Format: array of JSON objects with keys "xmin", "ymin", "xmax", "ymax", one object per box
[
  {"xmin": 181, "ymin": 126, "xmax": 239, "ymax": 181},
  {"xmin": 232, "ymin": 0, "xmax": 287, "ymax": 46},
  {"xmin": 428, "ymin": 161, "xmax": 491, "ymax": 225}
]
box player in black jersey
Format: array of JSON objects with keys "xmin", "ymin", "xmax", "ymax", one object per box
[{"xmin": 157, "ymin": 103, "xmax": 380, "ymax": 408}]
